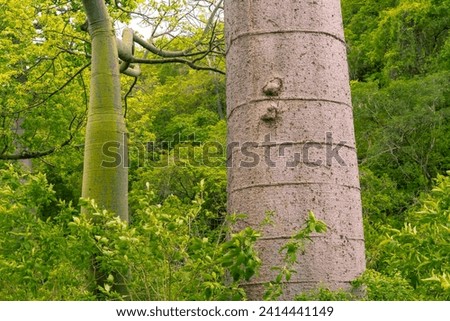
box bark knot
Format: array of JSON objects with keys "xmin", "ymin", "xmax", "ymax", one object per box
[
  {"xmin": 261, "ymin": 106, "xmax": 278, "ymax": 122},
  {"xmin": 263, "ymin": 78, "xmax": 283, "ymax": 96}
]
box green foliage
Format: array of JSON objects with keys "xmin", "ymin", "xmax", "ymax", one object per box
[
  {"xmin": 359, "ymin": 167, "xmax": 409, "ymax": 218},
  {"xmin": 294, "ymin": 269, "xmax": 425, "ymax": 301},
  {"xmin": 0, "ymin": 165, "xmax": 262, "ymax": 300},
  {"xmin": 263, "ymin": 212, "xmax": 327, "ymax": 300},
  {"xmin": 346, "ymin": 2, "xmax": 450, "ymax": 301},
  {"xmin": 353, "ymin": 72, "xmax": 450, "ymax": 196},
  {"xmin": 295, "ymin": 288, "xmax": 356, "ymax": 301},
  {"xmin": 123, "ymin": 181, "xmax": 260, "ymax": 300},
  {"xmin": 0, "ymin": 0, "xmax": 88, "ymax": 159},
  {"xmin": 127, "ymin": 64, "xmax": 227, "ymax": 221},
  {"xmin": 0, "ymin": 163, "xmax": 332, "ymax": 301},
  {"xmin": 127, "ymin": 65, "xmax": 225, "ymax": 146},
  {"xmin": 37, "ymin": 146, "xmax": 84, "ymax": 211},
  {"xmin": 2, "ymin": 0, "xmax": 449, "ymax": 302},
  {"xmin": 221, "ymin": 227, "xmax": 262, "ymax": 283},
  {"xmin": 353, "ymin": 269, "xmax": 421, "ymax": 300},
  {"xmin": 0, "ymin": 164, "xmax": 94, "ymax": 300},
  {"xmin": 373, "ymin": 173, "xmax": 450, "ymax": 300},
  {"xmin": 76, "ymin": 195, "xmax": 258, "ymax": 300},
  {"xmin": 343, "ymin": 0, "xmax": 450, "ymax": 82},
  {"xmin": 129, "ymin": 128, "xmax": 227, "ymax": 226},
  {"xmin": 342, "ymin": 0, "xmax": 399, "ymax": 81},
  {"xmin": 294, "ymin": 269, "xmax": 421, "ymax": 301},
  {"xmin": 131, "ymin": 162, "xmax": 226, "ymax": 219}
]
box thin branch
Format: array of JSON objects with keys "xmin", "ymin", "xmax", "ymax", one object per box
[
  {"xmin": 132, "ymin": 56, "xmax": 225, "ymax": 74},
  {"xmin": 57, "ymin": 46, "xmax": 91, "ymax": 58},
  {"xmin": 17, "ymin": 62, "xmax": 91, "ymax": 113},
  {"xmin": 133, "ymin": 34, "xmax": 207, "ymax": 58},
  {"xmin": 124, "ymin": 76, "xmax": 138, "ymax": 118},
  {"xmin": 131, "ymin": 0, "xmax": 223, "ymax": 58},
  {"xmin": 0, "ymin": 115, "xmax": 83, "ymax": 160},
  {"xmin": 112, "ymin": 0, "xmax": 152, "ymax": 22}
]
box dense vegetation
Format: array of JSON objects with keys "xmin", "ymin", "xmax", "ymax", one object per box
[{"xmin": 0, "ymin": 0, "xmax": 449, "ymax": 300}]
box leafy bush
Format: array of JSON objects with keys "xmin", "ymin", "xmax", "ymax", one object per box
[
  {"xmin": 0, "ymin": 164, "xmax": 261, "ymax": 300},
  {"xmin": 105, "ymin": 181, "xmax": 260, "ymax": 300},
  {"xmin": 353, "ymin": 269, "xmax": 421, "ymax": 301},
  {"xmin": 295, "ymin": 269, "xmax": 421, "ymax": 301},
  {"xmin": 359, "ymin": 166, "xmax": 409, "ymax": 219},
  {"xmin": 373, "ymin": 172, "xmax": 450, "ymax": 300},
  {"xmin": 295, "ymin": 288, "xmax": 356, "ymax": 301},
  {"xmin": 0, "ymin": 164, "xmax": 93, "ymax": 300},
  {"xmin": 129, "ymin": 120, "xmax": 228, "ymax": 229},
  {"xmin": 295, "ymin": 173, "xmax": 450, "ymax": 301},
  {"xmin": 264, "ymin": 212, "xmax": 328, "ymax": 300}
]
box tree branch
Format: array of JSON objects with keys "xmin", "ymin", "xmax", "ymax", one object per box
[
  {"xmin": 0, "ymin": 115, "xmax": 83, "ymax": 160},
  {"xmin": 124, "ymin": 76, "xmax": 138, "ymax": 118},
  {"xmin": 131, "ymin": 0, "xmax": 224, "ymax": 58},
  {"xmin": 12, "ymin": 62, "xmax": 92, "ymax": 114},
  {"xmin": 132, "ymin": 56, "xmax": 225, "ymax": 74}
]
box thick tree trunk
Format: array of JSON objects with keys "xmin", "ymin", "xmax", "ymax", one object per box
[
  {"xmin": 225, "ymin": 0, "xmax": 365, "ymax": 300},
  {"xmin": 81, "ymin": 0, "xmax": 128, "ymax": 222}
]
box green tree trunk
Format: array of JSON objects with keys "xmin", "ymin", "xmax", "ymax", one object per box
[
  {"xmin": 81, "ymin": 0, "xmax": 128, "ymax": 222},
  {"xmin": 225, "ymin": 0, "xmax": 365, "ymax": 299}
]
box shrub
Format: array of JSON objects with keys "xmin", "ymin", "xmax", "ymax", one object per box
[{"xmin": 374, "ymin": 172, "xmax": 450, "ymax": 300}]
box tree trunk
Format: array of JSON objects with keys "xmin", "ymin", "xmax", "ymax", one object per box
[
  {"xmin": 13, "ymin": 118, "xmax": 32, "ymax": 171},
  {"xmin": 225, "ymin": 0, "xmax": 365, "ymax": 300},
  {"xmin": 81, "ymin": 0, "xmax": 129, "ymax": 298},
  {"xmin": 81, "ymin": 0, "xmax": 128, "ymax": 222}
]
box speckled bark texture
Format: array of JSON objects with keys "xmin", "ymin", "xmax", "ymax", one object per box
[{"xmin": 225, "ymin": 0, "xmax": 365, "ymax": 300}]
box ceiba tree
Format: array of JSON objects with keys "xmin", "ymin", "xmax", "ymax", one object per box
[
  {"xmin": 225, "ymin": 0, "xmax": 366, "ymax": 299},
  {"xmin": 80, "ymin": 0, "xmax": 224, "ymax": 222},
  {"xmin": 0, "ymin": 0, "xmax": 223, "ymax": 217},
  {"xmin": 80, "ymin": 0, "xmax": 223, "ymax": 295},
  {"xmin": 81, "ymin": 0, "xmax": 129, "ymax": 221}
]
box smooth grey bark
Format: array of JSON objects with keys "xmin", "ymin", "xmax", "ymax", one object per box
[
  {"xmin": 12, "ymin": 119, "xmax": 32, "ymax": 170},
  {"xmin": 225, "ymin": 0, "xmax": 365, "ymax": 299}
]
